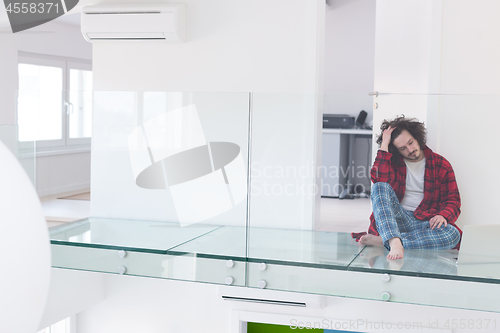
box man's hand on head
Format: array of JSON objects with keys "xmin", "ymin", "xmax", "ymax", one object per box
[
  {"xmin": 429, "ymin": 215, "xmax": 447, "ymax": 229},
  {"xmin": 381, "ymin": 126, "xmax": 395, "ymax": 152}
]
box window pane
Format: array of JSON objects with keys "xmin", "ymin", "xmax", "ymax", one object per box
[
  {"xmin": 37, "ymin": 317, "xmax": 69, "ymax": 333},
  {"xmin": 50, "ymin": 317, "xmax": 67, "ymax": 333},
  {"xmin": 18, "ymin": 63, "xmax": 63, "ymax": 142},
  {"xmin": 69, "ymin": 69, "xmax": 93, "ymax": 139}
]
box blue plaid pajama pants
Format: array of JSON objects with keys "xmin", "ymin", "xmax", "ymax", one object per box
[{"xmin": 371, "ymin": 182, "xmax": 460, "ymax": 250}]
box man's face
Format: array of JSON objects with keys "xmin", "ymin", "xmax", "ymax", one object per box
[{"xmin": 392, "ymin": 129, "xmax": 424, "ymax": 162}]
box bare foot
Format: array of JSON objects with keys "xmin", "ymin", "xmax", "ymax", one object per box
[
  {"xmin": 387, "ymin": 238, "xmax": 404, "ymax": 260},
  {"xmin": 359, "ymin": 234, "xmax": 384, "ymax": 247}
]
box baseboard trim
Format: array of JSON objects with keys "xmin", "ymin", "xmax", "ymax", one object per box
[{"xmin": 37, "ymin": 183, "xmax": 90, "ymax": 198}]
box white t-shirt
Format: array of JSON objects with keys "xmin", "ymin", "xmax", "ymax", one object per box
[{"xmin": 400, "ymin": 158, "xmax": 426, "ymax": 212}]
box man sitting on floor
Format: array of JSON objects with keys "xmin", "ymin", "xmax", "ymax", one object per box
[{"xmin": 352, "ymin": 116, "xmax": 462, "ymax": 260}]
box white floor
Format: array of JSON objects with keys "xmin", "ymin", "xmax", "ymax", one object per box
[
  {"xmin": 317, "ymin": 197, "xmax": 371, "ymax": 233},
  {"xmin": 41, "ymin": 189, "xmax": 91, "ymax": 228},
  {"xmin": 42, "ymin": 191, "xmax": 371, "ymax": 234}
]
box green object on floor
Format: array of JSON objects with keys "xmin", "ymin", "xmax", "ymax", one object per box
[{"xmin": 247, "ymin": 322, "xmax": 323, "ymax": 332}]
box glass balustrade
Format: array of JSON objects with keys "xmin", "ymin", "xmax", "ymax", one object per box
[
  {"xmin": 41, "ymin": 91, "xmax": 500, "ymax": 313},
  {"xmin": 0, "ymin": 124, "xmax": 36, "ymax": 186}
]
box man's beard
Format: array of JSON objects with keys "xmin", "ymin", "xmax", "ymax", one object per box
[{"xmin": 407, "ymin": 150, "xmax": 420, "ymax": 160}]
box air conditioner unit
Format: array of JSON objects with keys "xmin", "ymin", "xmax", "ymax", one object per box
[{"xmin": 81, "ymin": 4, "xmax": 186, "ymax": 42}]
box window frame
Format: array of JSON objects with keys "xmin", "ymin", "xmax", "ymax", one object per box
[
  {"xmin": 66, "ymin": 60, "xmax": 92, "ymax": 146},
  {"xmin": 17, "ymin": 52, "xmax": 92, "ymax": 153}
]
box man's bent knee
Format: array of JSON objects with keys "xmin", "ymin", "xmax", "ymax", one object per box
[{"xmin": 438, "ymin": 224, "xmax": 461, "ymax": 249}]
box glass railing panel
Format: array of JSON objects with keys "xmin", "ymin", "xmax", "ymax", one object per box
[
  {"xmin": 50, "ymin": 219, "xmax": 246, "ymax": 285},
  {"xmin": 344, "ymin": 93, "xmax": 500, "ymax": 312},
  {"xmin": 248, "ymin": 93, "xmax": 318, "ymax": 233},
  {"xmin": 322, "ymin": 93, "xmax": 374, "ymax": 198},
  {"xmin": 247, "ymin": 229, "xmax": 363, "ymax": 267},
  {"xmin": 368, "ymin": 93, "xmax": 500, "ymax": 281},
  {"xmin": 169, "ymin": 226, "xmax": 246, "ymax": 259},
  {"xmin": 50, "ymin": 217, "xmax": 221, "ymax": 253},
  {"xmin": 42, "ymin": 89, "xmax": 500, "ymax": 311},
  {"xmin": 246, "ymin": 92, "xmax": 500, "ymax": 313},
  {"xmin": 51, "ymin": 243, "xmax": 246, "ymax": 286},
  {"xmin": 245, "ymin": 92, "xmax": 369, "ymax": 299},
  {"xmin": 91, "ymin": 91, "xmax": 249, "ymax": 229},
  {"xmin": 16, "ymin": 88, "xmax": 91, "ymax": 201},
  {"xmin": 351, "ymin": 245, "xmax": 500, "ymax": 283},
  {"xmin": 49, "ymin": 91, "xmax": 250, "ymax": 286},
  {"xmin": 0, "ymin": 124, "xmax": 36, "ymax": 186},
  {"xmin": 247, "ymin": 93, "xmax": 371, "ymax": 270}
]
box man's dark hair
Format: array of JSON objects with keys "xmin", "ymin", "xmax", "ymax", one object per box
[{"xmin": 376, "ymin": 115, "xmax": 427, "ymax": 164}]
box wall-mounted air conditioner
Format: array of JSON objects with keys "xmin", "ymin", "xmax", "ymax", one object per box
[{"xmin": 81, "ymin": 4, "xmax": 186, "ymax": 42}]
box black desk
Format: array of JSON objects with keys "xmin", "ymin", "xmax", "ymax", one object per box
[{"xmin": 321, "ymin": 128, "xmax": 372, "ymax": 199}]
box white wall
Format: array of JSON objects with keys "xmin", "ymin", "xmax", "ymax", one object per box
[
  {"xmin": 92, "ymin": 0, "xmax": 320, "ymax": 93},
  {"xmin": 0, "ymin": 35, "xmax": 18, "ymax": 125},
  {"xmin": 372, "ymin": 0, "xmax": 436, "ymax": 152},
  {"xmin": 36, "ymin": 152, "xmax": 91, "ymax": 196},
  {"xmin": 374, "ymin": 0, "xmax": 435, "ymax": 95},
  {"xmin": 439, "ymin": 0, "xmax": 500, "ymax": 95},
  {"xmin": 324, "ymin": 0, "xmax": 376, "ymax": 125},
  {"xmin": 91, "ymin": 0, "xmax": 325, "ymax": 230},
  {"xmin": 372, "ymin": 0, "xmax": 446, "ymax": 152},
  {"xmin": 38, "ymin": 269, "xmax": 104, "ymax": 331},
  {"xmin": 373, "ymin": 0, "xmax": 500, "ymax": 228},
  {"xmin": 75, "ymin": 273, "xmax": 500, "ymax": 333},
  {"xmin": 437, "ymin": 0, "xmax": 500, "ymax": 227},
  {"xmin": 0, "ymin": 17, "xmax": 92, "ymax": 196}
]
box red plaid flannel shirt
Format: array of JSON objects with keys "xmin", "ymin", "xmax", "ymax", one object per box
[{"xmin": 352, "ymin": 146, "xmax": 462, "ymax": 248}]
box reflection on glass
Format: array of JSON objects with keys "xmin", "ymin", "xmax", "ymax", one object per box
[
  {"xmin": 128, "ymin": 104, "xmax": 246, "ymax": 225},
  {"xmin": 350, "ymin": 246, "xmax": 458, "ymax": 276},
  {"xmin": 91, "ymin": 92, "xmax": 250, "ymax": 228},
  {"xmin": 248, "ymin": 229, "xmax": 362, "ymax": 266}
]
